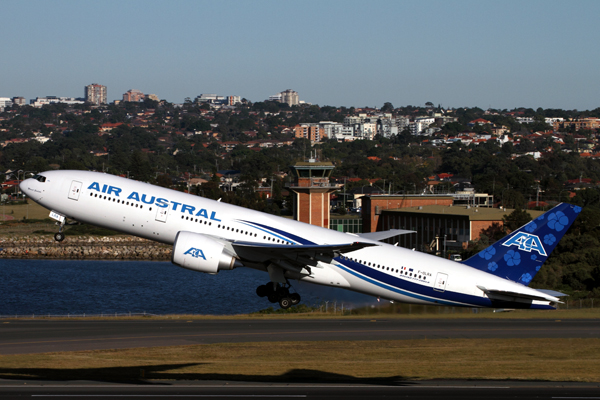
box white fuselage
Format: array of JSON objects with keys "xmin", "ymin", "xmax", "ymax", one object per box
[{"xmin": 20, "ymin": 170, "xmax": 555, "ymax": 308}]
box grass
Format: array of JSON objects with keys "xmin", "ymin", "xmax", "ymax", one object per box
[
  {"xmin": 10, "ymin": 307, "xmax": 599, "ymax": 321},
  {"xmin": 0, "ymin": 202, "xmax": 51, "ymax": 221},
  {"xmin": 0, "ymin": 338, "xmax": 598, "ymax": 383}
]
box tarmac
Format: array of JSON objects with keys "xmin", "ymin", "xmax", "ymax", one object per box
[
  {"xmin": 1, "ymin": 317, "xmax": 599, "ymax": 355},
  {"xmin": 0, "ymin": 379, "xmax": 598, "ymax": 400}
]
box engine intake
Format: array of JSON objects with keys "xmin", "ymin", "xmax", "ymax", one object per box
[{"xmin": 172, "ymin": 231, "xmax": 239, "ymax": 274}]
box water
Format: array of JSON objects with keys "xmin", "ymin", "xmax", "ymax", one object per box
[{"xmin": 0, "ymin": 259, "xmax": 376, "ymax": 315}]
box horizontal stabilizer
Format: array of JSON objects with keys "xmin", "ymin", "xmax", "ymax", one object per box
[
  {"xmin": 357, "ymin": 229, "xmax": 415, "ymax": 241},
  {"xmin": 536, "ymin": 289, "xmax": 568, "ymax": 297},
  {"xmin": 477, "ymin": 285, "xmax": 561, "ymax": 303}
]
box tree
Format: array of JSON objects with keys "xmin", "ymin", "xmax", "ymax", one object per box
[
  {"xmin": 479, "ymin": 222, "xmax": 505, "ymax": 244},
  {"xmin": 503, "ymin": 208, "xmax": 532, "ymax": 232},
  {"xmin": 128, "ymin": 151, "xmax": 153, "ymax": 182},
  {"xmin": 381, "ymin": 102, "xmax": 394, "ymax": 112}
]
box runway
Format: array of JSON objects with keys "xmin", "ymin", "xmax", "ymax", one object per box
[
  {"xmin": 1, "ymin": 317, "xmax": 599, "ymax": 355},
  {"xmin": 0, "ymin": 380, "xmax": 599, "ymax": 400}
]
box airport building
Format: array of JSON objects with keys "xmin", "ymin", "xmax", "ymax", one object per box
[{"xmin": 367, "ymin": 202, "xmax": 543, "ymax": 253}]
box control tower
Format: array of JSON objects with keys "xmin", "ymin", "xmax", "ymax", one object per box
[{"xmin": 288, "ymin": 159, "xmax": 337, "ymax": 228}]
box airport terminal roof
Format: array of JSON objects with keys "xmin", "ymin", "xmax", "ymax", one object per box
[{"xmin": 383, "ymin": 205, "xmax": 544, "ymax": 221}]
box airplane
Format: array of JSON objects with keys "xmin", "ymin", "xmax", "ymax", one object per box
[{"xmin": 20, "ymin": 170, "xmax": 581, "ymax": 310}]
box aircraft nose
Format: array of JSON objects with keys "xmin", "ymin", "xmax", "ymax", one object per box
[{"xmin": 20, "ymin": 178, "xmax": 42, "ymax": 201}]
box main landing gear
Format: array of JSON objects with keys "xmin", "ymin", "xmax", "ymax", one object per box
[{"xmin": 256, "ymin": 283, "xmax": 301, "ymax": 309}]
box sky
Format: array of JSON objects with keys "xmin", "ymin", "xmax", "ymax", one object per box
[{"xmin": 2, "ymin": 0, "xmax": 599, "ymax": 110}]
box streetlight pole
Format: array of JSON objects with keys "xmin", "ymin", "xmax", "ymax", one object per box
[{"xmin": 501, "ymin": 184, "xmax": 510, "ymax": 209}]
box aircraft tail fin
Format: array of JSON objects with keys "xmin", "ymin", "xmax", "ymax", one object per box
[{"xmin": 462, "ymin": 203, "xmax": 581, "ymax": 285}]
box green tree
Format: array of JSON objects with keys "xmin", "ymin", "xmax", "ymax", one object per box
[
  {"xmin": 381, "ymin": 102, "xmax": 394, "ymax": 112},
  {"xmin": 503, "ymin": 208, "xmax": 532, "ymax": 231}
]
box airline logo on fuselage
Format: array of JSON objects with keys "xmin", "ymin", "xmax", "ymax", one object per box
[
  {"xmin": 184, "ymin": 247, "xmax": 206, "ymax": 260},
  {"xmin": 502, "ymin": 232, "xmax": 547, "ymax": 256},
  {"xmin": 87, "ymin": 182, "xmax": 221, "ymax": 221}
]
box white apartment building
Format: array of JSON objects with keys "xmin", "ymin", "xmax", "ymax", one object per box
[
  {"xmin": 319, "ymin": 121, "xmax": 355, "ymax": 141},
  {"xmin": 0, "ymin": 97, "xmax": 12, "ymax": 111},
  {"xmin": 545, "ymin": 117, "xmax": 564, "ymax": 125},
  {"xmin": 377, "ymin": 118, "xmax": 399, "ymax": 138},
  {"xmin": 410, "ymin": 117, "xmax": 435, "ymax": 135},
  {"xmin": 30, "ymin": 97, "xmax": 85, "ymax": 107},
  {"xmin": 357, "ymin": 122, "xmax": 377, "ymax": 140},
  {"xmin": 12, "ymin": 97, "xmax": 26, "ymax": 106},
  {"xmin": 516, "ymin": 117, "xmax": 535, "ymax": 124}
]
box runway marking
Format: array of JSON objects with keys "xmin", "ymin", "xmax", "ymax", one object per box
[
  {"xmin": 32, "ymin": 396, "xmax": 307, "ymax": 398},
  {"xmin": 1, "ymin": 327, "xmax": 598, "ymax": 348}
]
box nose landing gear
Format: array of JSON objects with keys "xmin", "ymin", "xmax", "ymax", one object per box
[
  {"xmin": 53, "ymin": 222, "xmax": 65, "ymax": 242},
  {"xmin": 256, "ymin": 282, "xmax": 301, "ymax": 309}
]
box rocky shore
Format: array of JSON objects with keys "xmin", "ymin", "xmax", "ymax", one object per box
[{"xmin": 0, "ymin": 236, "xmax": 172, "ymax": 260}]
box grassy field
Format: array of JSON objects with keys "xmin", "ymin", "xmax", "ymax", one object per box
[
  {"xmin": 0, "ymin": 338, "xmax": 598, "ymax": 383},
  {"xmin": 0, "ymin": 202, "xmax": 52, "ymax": 222}
]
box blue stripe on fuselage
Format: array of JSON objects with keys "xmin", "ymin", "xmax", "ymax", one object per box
[
  {"xmin": 239, "ymin": 220, "xmax": 311, "ymax": 245},
  {"xmin": 334, "ymin": 258, "xmax": 489, "ymax": 307}
]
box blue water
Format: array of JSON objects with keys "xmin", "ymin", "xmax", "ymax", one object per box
[{"xmin": 0, "ymin": 259, "xmax": 376, "ymax": 315}]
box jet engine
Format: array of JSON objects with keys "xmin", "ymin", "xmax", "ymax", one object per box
[{"xmin": 172, "ymin": 231, "xmax": 240, "ymax": 274}]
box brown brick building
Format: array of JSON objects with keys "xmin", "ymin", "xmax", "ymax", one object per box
[
  {"xmin": 293, "ymin": 124, "xmax": 324, "ymax": 142},
  {"xmin": 373, "ymin": 204, "xmax": 543, "ymax": 252},
  {"xmin": 361, "ymin": 195, "xmax": 454, "ymax": 233}
]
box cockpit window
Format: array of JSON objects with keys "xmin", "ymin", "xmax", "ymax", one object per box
[{"xmin": 32, "ymin": 174, "xmax": 46, "ymax": 183}]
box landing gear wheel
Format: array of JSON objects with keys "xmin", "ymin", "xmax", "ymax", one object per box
[
  {"xmin": 279, "ymin": 297, "xmax": 292, "ymax": 309},
  {"xmin": 267, "ymin": 293, "xmax": 278, "ymax": 303},
  {"xmin": 54, "ymin": 232, "xmax": 65, "ymax": 242},
  {"xmin": 290, "ymin": 293, "xmax": 301, "ymax": 305},
  {"xmin": 256, "ymin": 285, "xmax": 268, "ymax": 297}
]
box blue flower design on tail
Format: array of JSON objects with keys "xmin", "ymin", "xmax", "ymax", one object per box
[
  {"xmin": 544, "ymin": 233, "xmax": 556, "ymax": 246},
  {"xmin": 488, "ymin": 262, "xmax": 498, "ymax": 272},
  {"xmin": 525, "ymin": 222, "xmax": 537, "ymax": 233},
  {"xmin": 519, "ymin": 273, "xmax": 533, "ymax": 284},
  {"xmin": 504, "ymin": 250, "xmax": 521, "ymax": 266},
  {"xmin": 548, "ymin": 211, "xmax": 569, "ymax": 232},
  {"xmin": 479, "ymin": 246, "xmax": 496, "ymax": 260}
]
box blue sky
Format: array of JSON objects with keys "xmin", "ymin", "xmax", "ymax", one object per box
[{"xmin": 2, "ymin": 0, "xmax": 599, "ymax": 110}]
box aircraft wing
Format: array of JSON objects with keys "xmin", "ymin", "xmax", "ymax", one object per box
[
  {"xmin": 357, "ymin": 229, "xmax": 415, "ymax": 241},
  {"xmin": 231, "ymin": 241, "xmax": 378, "ymax": 274},
  {"xmin": 477, "ymin": 285, "xmax": 562, "ymax": 303}
]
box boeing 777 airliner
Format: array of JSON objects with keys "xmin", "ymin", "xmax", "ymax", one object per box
[{"xmin": 20, "ymin": 170, "xmax": 580, "ymax": 310}]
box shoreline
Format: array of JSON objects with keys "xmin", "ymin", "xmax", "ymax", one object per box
[{"xmin": 0, "ymin": 235, "xmax": 171, "ymax": 260}]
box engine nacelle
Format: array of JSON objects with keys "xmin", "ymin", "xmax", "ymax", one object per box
[{"xmin": 172, "ymin": 231, "xmax": 238, "ymax": 274}]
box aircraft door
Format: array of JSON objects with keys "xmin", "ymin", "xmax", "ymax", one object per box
[
  {"xmin": 68, "ymin": 181, "xmax": 83, "ymax": 200},
  {"xmin": 155, "ymin": 207, "xmax": 168, "ymax": 223},
  {"xmin": 434, "ymin": 272, "xmax": 448, "ymax": 292}
]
